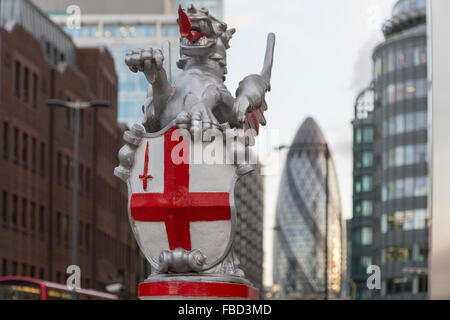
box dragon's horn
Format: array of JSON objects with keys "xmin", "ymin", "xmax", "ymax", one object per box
[{"xmin": 260, "ymin": 33, "xmax": 276, "ymax": 84}]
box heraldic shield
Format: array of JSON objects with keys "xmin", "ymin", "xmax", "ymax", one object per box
[{"xmin": 115, "ymin": 122, "xmax": 249, "ymax": 276}]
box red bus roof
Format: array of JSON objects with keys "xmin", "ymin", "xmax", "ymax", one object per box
[{"xmin": 0, "ymin": 276, "xmax": 118, "ymax": 300}]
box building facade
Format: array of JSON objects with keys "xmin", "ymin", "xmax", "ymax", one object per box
[
  {"xmin": 351, "ymin": 0, "xmax": 428, "ymax": 300},
  {"xmin": 273, "ymin": 117, "xmax": 344, "ymax": 300},
  {"xmin": 234, "ymin": 164, "xmax": 264, "ymax": 295},
  {"xmin": 0, "ymin": 0, "xmax": 138, "ymax": 298}
]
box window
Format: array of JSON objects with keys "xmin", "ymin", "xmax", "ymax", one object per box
[
  {"xmin": 361, "ymin": 228, "xmax": 373, "ymax": 245},
  {"xmin": 355, "ymin": 128, "xmax": 362, "ymax": 144},
  {"xmin": 30, "ymin": 266, "xmax": 35, "ymax": 278},
  {"xmin": 2, "ymin": 191, "xmax": 7, "ymax": 224},
  {"xmin": 85, "ymin": 224, "xmax": 90, "ymax": 250},
  {"xmin": 12, "ymin": 195, "xmax": 18, "ymax": 226},
  {"xmin": 396, "ymin": 114, "xmax": 405, "ymax": 134},
  {"xmin": 79, "ymin": 221, "xmax": 83, "ymax": 247},
  {"xmin": 79, "ymin": 164, "xmax": 84, "ymax": 193},
  {"xmin": 12, "ymin": 262, "xmax": 17, "ymax": 275},
  {"xmin": 65, "ymin": 108, "xmax": 71, "ymax": 129},
  {"xmin": 64, "ymin": 155, "xmax": 70, "ymax": 187},
  {"xmin": 405, "ymin": 145, "xmax": 415, "ymax": 165},
  {"xmin": 388, "ymin": 50, "xmax": 395, "ymax": 72},
  {"xmin": 387, "ymin": 214, "xmax": 395, "ymax": 231},
  {"xmin": 395, "ymin": 179, "xmax": 404, "ymax": 199},
  {"xmin": 362, "ymin": 152, "xmax": 373, "ymax": 167},
  {"xmin": 31, "ymin": 137, "xmax": 36, "ymax": 172},
  {"xmin": 405, "ymin": 81, "xmax": 416, "ymax": 99},
  {"xmin": 40, "ymin": 142, "xmax": 46, "ymax": 176},
  {"xmin": 22, "ymin": 133, "xmax": 28, "ymax": 168},
  {"xmin": 381, "ymin": 214, "xmax": 388, "ymax": 234},
  {"xmin": 387, "ymin": 84, "xmax": 395, "ymax": 104},
  {"xmin": 15, "ymin": 61, "xmax": 21, "ymax": 97},
  {"xmin": 363, "ymin": 127, "xmax": 374, "ymax": 143},
  {"xmin": 24, "ymin": 67, "xmax": 29, "ymax": 103},
  {"xmin": 395, "ymin": 146, "xmax": 404, "ymax": 167},
  {"xmin": 405, "ymin": 113, "xmax": 415, "ymax": 132},
  {"xmin": 2, "ymin": 122, "xmax": 8, "ymax": 159},
  {"xmin": 22, "ymin": 198, "xmax": 27, "ymax": 229},
  {"xmin": 30, "ymin": 202, "xmax": 36, "ymax": 232},
  {"xmin": 414, "ymin": 209, "xmax": 427, "ymax": 229},
  {"xmin": 362, "ymin": 176, "xmax": 372, "ymax": 192},
  {"xmin": 32, "ymin": 73, "xmax": 38, "ymax": 107},
  {"xmin": 404, "ymin": 210, "xmax": 414, "ymax": 230},
  {"xmin": 404, "ymin": 177, "xmax": 414, "ymax": 197},
  {"xmin": 361, "ymin": 200, "xmax": 372, "ymax": 216},
  {"xmin": 13, "ymin": 127, "xmax": 19, "ymax": 164},
  {"xmin": 415, "ymin": 144, "xmax": 427, "ymax": 163},
  {"xmin": 39, "ymin": 205, "xmax": 45, "ymax": 236},
  {"xmin": 86, "ymin": 168, "xmax": 91, "ymax": 195},
  {"xmin": 56, "ymin": 212, "xmax": 61, "ymax": 244},
  {"xmin": 394, "ymin": 211, "xmax": 404, "ymax": 230},
  {"xmin": 416, "ymin": 79, "xmax": 427, "ymax": 98},
  {"xmin": 414, "ymin": 177, "xmax": 428, "ymax": 197},
  {"xmin": 415, "ymin": 111, "xmax": 427, "ymax": 130},
  {"xmin": 57, "ymin": 152, "xmax": 62, "ymax": 184},
  {"xmin": 39, "ymin": 268, "xmax": 45, "ymax": 280},
  {"xmin": 63, "ymin": 215, "xmax": 69, "ymax": 244},
  {"xmin": 396, "ymin": 82, "xmax": 404, "ymax": 102}
]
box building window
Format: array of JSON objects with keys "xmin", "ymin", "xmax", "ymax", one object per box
[
  {"xmin": 65, "ymin": 108, "xmax": 71, "ymax": 129},
  {"xmin": 361, "ymin": 227, "xmax": 373, "ymax": 245},
  {"xmin": 361, "ymin": 200, "xmax": 372, "ymax": 216},
  {"xmin": 24, "ymin": 67, "xmax": 29, "ymax": 103},
  {"xmin": 12, "ymin": 262, "xmax": 17, "ymax": 276},
  {"xmin": 86, "ymin": 168, "xmax": 91, "ymax": 195},
  {"xmin": 355, "ymin": 128, "xmax": 362, "ymax": 144},
  {"xmin": 14, "ymin": 61, "xmax": 21, "ymax": 97},
  {"xmin": 22, "ymin": 133, "xmax": 28, "ymax": 168},
  {"xmin": 2, "ymin": 122, "xmax": 9, "ymax": 159},
  {"xmin": 30, "ymin": 266, "xmax": 35, "ymax": 278},
  {"xmin": 12, "ymin": 195, "xmax": 18, "ymax": 227},
  {"xmin": 79, "ymin": 164, "xmax": 84, "ymax": 194},
  {"xmin": 31, "ymin": 137, "xmax": 36, "ymax": 172},
  {"xmin": 362, "ymin": 151, "xmax": 373, "ymax": 168},
  {"xmin": 56, "ymin": 212, "xmax": 61, "ymax": 245},
  {"xmin": 40, "ymin": 142, "xmax": 46, "ymax": 176},
  {"xmin": 63, "ymin": 215, "xmax": 69, "ymax": 244},
  {"xmin": 64, "ymin": 156, "xmax": 70, "ymax": 187},
  {"xmin": 362, "ymin": 176, "xmax": 372, "ymax": 192},
  {"xmin": 363, "ymin": 127, "xmax": 373, "ymax": 143},
  {"xmin": 2, "ymin": 191, "xmax": 7, "ymax": 225},
  {"xmin": 79, "ymin": 221, "xmax": 83, "ymax": 247},
  {"xmin": 39, "ymin": 205, "xmax": 45, "ymax": 236},
  {"xmin": 39, "ymin": 268, "xmax": 45, "ymax": 280},
  {"xmin": 414, "ymin": 177, "xmax": 428, "ymax": 197},
  {"xmin": 30, "ymin": 202, "xmax": 36, "ymax": 232},
  {"xmin": 21, "ymin": 198, "xmax": 27, "ymax": 229},
  {"xmin": 32, "ymin": 73, "xmax": 38, "ymax": 107},
  {"xmin": 13, "ymin": 127, "xmax": 19, "ymax": 164},
  {"xmin": 57, "ymin": 152, "xmax": 62, "ymax": 184},
  {"xmin": 85, "ymin": 223, "xmax": 90, "ymax": 250}
]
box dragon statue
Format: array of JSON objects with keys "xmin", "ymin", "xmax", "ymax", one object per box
[
  {"xmin": 125, "ymin": 4, "xmax": 275, "ymax": 144},
  {"xmin": 115, "ymin": 4, "xmax": 275, "ymax": 296}
]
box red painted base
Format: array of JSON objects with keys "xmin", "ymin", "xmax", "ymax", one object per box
[{"xmin": 138, "ymin": 281, "xmax": 259, "ymax": 300}]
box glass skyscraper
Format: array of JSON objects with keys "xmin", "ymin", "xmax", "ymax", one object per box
[
  {"xmin": 273, "ymin": 117, "xmax": 344, "ymax": 300},
  {"xmin": 351, "ymin": 0, "xmax": 428, "ymax": 300}
]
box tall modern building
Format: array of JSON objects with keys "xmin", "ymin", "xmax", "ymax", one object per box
[
  {"xmin": 32, "ymin": 0, "xmax": 223, "ymax": 127},
  {"xmin": 351, "ymin": 0, "xmax": 428, "ymax": 300},
  {"xmin": 273, "ymin": 117, "xmax": 345, "ymax": 300}
]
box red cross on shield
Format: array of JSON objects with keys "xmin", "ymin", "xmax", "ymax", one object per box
[{"xmin": 127, "ymin": 126, "xmax": 237, "ymax": 271}]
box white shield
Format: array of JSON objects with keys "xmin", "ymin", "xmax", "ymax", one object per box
[{"xmin": 126, "ymin": 124, "xmax": 238, "ymax": 271}]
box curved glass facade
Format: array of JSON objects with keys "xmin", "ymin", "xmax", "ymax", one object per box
[{"xmin": 273, "ymin": 118, "xmax": 344, "ymax": 299}]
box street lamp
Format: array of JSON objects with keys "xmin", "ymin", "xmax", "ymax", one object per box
[
  {"xmin": 275, "ymin": 143, "xmax": 330, "ymax": 300},
  {"xmin": 46, "ymin": 99, "xmax": 109, "ymax": 299}
]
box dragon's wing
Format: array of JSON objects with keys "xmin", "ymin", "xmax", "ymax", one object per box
[{"xmin": 234, "ymin": 33, "xmax": 275, "ymax": 146}]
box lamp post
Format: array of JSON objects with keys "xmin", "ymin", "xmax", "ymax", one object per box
[
  {"xmin": 46, "ymin": 99, "xmax": 109, "ymax": 299},
  {"xmin": 276, "ymin": 142, "xmax": 330, "ymax": 300}
]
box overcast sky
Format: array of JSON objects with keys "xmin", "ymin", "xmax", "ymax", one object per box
[{"xmin": 223, "ymin": 0, "xmax": 397, "ymax": 286}]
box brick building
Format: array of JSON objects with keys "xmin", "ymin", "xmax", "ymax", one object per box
[{"xmin": 0, "ymin": 0, "xmax": 139, "ymax": 298}]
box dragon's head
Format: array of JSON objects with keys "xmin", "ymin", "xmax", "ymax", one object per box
[{"xmin": 177, "ymin": 4, "xmax": 235, "ymax": 69}]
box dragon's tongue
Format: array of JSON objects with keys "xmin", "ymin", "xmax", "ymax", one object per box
[
  {"xmin": 178, "ymin": 5, "xmax": 191, "ymax": 38},
  {"xmin": 178, "ymin": 5, "xmax": 208, "ymax": 43}
]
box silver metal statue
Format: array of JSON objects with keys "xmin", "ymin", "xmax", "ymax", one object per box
[{"xmin": 115, "ymin": 4, "xmax": 275, "ymax": 295}]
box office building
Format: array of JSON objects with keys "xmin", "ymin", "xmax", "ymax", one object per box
[
  {"xmin": 0, "ymin": 0, "xmax": 138, "ymax": 298},
  {"xmin": 273, "ymin": 117, "xmax": 345, "ymax": 299},
  {"xmin": 351, "ymin": 0, "xmax": 428, "ymax": 300}
]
